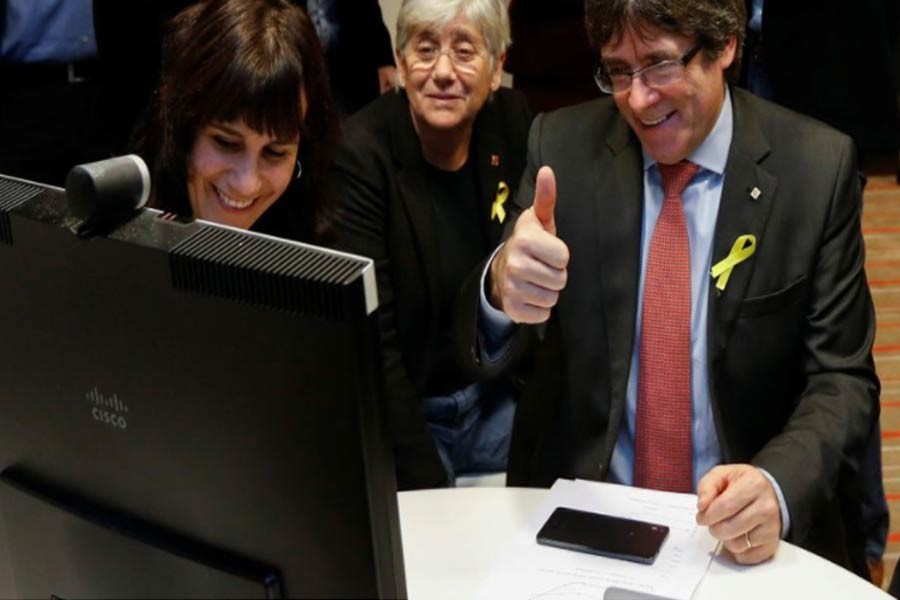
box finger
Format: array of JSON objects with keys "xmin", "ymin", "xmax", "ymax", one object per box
[
  {"xmin": 509, "ymin": 214, "xmax": 571, "ymax": 270},
  {"xmin": 509, "ymin": 280, "xmax": 561, "ymax": 309},
  {"xmin": 696, "ymin": 466, "xmax": 730, "ymax": 513},
  {"xmin": 730, "ymin": 536, "xmax": 780, "ymax": 565},
  {"xmin": 532, "ymin": 166, "xmax": 557, "ymax": 235},
  {"xmin": 721, "ymin": 520, "xmax": 778, "ymax": 555},
  {"xmin": 488, "ymin": 237, "xmax": 566, "ymax": 314},
  {"xmin": 511, "ymin": 220, "xmax": 570, "ymax": 270},
  {"xmin": 723, "ymin": 533, "xmax": 750, "ymax": 556},
  {"xmin": 697, "ymin": 471, "xmax": 762, "ymax": 527},
  {"xmin": 705, "ymin": 491, "xmax": 760, "ymax": 540},
  {"xmin": 707, "ymin": 491, "xmax": 781, "ymax": 542},
  {"xmin": 526, "ymin": 231, "xmax": 569, "ymax": 271},
  {"xmin": 722, "ymin": 542, "xmax": 777, "ymax": 565},
  {"xmin": 504, "ymin": 300, "xmax": 553, "ymax": 324},
  {"xmin": 504, "ymin": 244, "xmax": 568, "ymax": 291},
  {"xmin": 495, "ymin": 272, "xmax": 562, "ymax": 319},
  {"xmin": 725, "ymin": 529, "xmax": 781, "ymax": 565}
]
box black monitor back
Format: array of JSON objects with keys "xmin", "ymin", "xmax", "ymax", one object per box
[{"xmin": 0, "ymin": 175, "xmax": 405, "ymax": 598}]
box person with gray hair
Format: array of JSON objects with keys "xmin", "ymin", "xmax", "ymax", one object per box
[
  {"xmin": 457, "ymin": 0, "xmax": 878, "ymax": 572},
  {"xmin": 394, "ymin": 0, "xmax": 511, "ymax": 71},
  {"xmin": 329, "ymin": 0, "xmax": 532, "ymax": 489}
]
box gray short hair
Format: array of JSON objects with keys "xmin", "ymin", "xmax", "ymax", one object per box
[{"xmin": 395, "ymin": 0, "xmax": 511, "ymax": 63}]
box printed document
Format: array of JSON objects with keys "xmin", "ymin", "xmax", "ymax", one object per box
[{"xmin": 473, "ymin": 479, "xmax": 718, "ymax": 600}]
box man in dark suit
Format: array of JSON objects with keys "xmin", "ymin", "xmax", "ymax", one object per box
[
  {"xmin": 742, "ymin": 0, "xmax": 896, "ymax": 583},
  {"xmin": 457, "ymin": 0, "xmax": 878, "ymax": 570}
]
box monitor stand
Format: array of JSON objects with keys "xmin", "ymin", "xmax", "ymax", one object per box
[{"xmin": 0, "ymin": 468, "xmax": 282, "ymax": 599}]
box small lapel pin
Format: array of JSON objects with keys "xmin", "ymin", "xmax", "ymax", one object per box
[
  {"xmin": 750, "ymin": 187, "xmax": 761, "ymax": 200},
  {"xmin": 491, "ymin": 181, "xmax": 509, "ymax": 224},
  {"xmin": 490, "ymin": 154, "xmax": 501, "ymax": 167}
]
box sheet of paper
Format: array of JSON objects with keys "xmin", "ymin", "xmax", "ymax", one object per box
[{"xmin": 473, "ymin": 479, "xmax": 718, "ymax": 600}]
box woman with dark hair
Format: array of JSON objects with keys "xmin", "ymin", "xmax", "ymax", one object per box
[{"xmin": 134, "ymin": 0, "xmax": 338, "ymax": 242}]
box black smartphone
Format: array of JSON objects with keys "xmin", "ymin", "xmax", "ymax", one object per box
[{"xmin": 536, "ymin": 507, "xmax": 669, "ymax": 565}]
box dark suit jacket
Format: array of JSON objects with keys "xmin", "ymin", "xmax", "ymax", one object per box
[
  {"xmin": 457, "ymin": 87, "xmax": 879, "ymax": 564},
  {"xmin": 330, "ymin": 89, "xmax": 532, "ymax": 489},
  {"xmin": 298, "ymin": 0, "xmax": 394, "ymax": 115}
]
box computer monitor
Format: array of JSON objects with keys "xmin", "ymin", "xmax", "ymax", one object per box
[{"xmin": 0, "ymin": 173, "xmax": 406, "ymax": 598}]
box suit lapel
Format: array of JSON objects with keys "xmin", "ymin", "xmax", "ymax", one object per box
[
  {"xmin": 707, "ymin": 90, "xmax": 777, "ymax": 368},
  {"xmin": 471, "ymin": 101, "xmax": 511, "ymax": 246},
  {"xmin": 390, "ymin": 97, "xmax": 442, "ymax": 312},
  {"xmin": 598, "ymin": 117, "xmax": 643, "ymax": 455}
]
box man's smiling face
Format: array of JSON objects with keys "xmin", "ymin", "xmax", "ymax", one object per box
[{"xmin": 601, "ymin": 24, "xmax": 735, "ymax": 165}]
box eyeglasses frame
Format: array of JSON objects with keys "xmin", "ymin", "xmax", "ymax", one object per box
[
  {"xmin": 594, "ymin": 43, "xmax": 703, "ymax": 94},
  {"xmin": 404, "ymin": 42, "xmax": 488, "ymax": 74}
]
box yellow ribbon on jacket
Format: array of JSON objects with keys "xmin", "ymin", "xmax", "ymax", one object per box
[
  {"xmin": 491, "ymin": 181, "xmax": 509, "ymax": 224},
  {"xmin": 710, "ymin": 234, "xmax": 757, "ymax": 292}
]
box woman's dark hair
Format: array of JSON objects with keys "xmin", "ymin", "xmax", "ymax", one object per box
[
  {"xmin": 135, "ymin": 0, "xmax": 338, "ymax": 242},
  {"xmin": 584, "ymin": 0, "xmax": 746, "ymax": 81}
]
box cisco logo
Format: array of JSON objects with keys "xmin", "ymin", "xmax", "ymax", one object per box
[{"xmin": 86, "ymin": 387, "xmax": 129, "ymax": 430}]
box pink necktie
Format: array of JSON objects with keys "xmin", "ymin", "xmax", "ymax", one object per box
[{"xmin": 633, "ymin": 161, "xmax": 699, "ymax": 493}]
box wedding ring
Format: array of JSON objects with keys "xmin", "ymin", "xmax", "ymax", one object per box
[{"xmin": 744, "ymin": 531, "xmax": 752, "ymax": 550}]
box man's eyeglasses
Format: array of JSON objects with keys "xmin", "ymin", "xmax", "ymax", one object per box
[
  {"xmin": 406, "ymin": 41, "xmax": 485, "ymax": 73},
  {"xmin": 594, "ymin": 44, "xmax": 702, "ymax": 94}
]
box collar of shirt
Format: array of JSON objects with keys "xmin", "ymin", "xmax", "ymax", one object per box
[{"xmin": 641, "ymin": 86, "xmax": 733, "ymax": 178}]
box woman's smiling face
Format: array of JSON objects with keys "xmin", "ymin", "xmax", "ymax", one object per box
[
  {"xmin": 397, "ymin": 14, "xmax": 502, "ymax": 136},
  {"xmin": 186, "ymin": 119, "xmax": 299, "ymax": 229}
]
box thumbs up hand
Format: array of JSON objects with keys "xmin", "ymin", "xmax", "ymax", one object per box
[
  {"xmin": 488, "ymin": 166, "xmax": 570, "ymax": 324},
  {"xmin": 532, "ymin": 165, "xmax": 558, "ymax": 235}
]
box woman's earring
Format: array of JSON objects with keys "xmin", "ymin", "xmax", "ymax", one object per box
[{"xmin": 295, "ymin": 159, "xmax": 303, "ymax": 180}]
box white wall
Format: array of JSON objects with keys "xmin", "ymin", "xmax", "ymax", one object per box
[{"xmin": 378, "ymin": 0, "xmax": 402, "ymax": 49}]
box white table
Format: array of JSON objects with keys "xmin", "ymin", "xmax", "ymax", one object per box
[{"xmin": 398, "ymin": 487, "xmax": 892, "ymax": 600}]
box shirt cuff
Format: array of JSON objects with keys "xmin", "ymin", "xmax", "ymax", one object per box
[
  {"xmin": 478, "ymin": 244, "xmax": 515, "ymax": 360},
  {"xmin": 758, "ymin": 468, "xmax": 791, "ymax": 539}
]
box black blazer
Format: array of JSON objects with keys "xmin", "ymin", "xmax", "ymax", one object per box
[
  {"xmin": 457, "ymin": 87, "xmax": 879, "ymax": 563},
  {"xmin": 330, "ymin": 89, "xmax": 532, "ymax": 489},
  {"xmin": 298, "ymin": 0, "xmax": 394, "ymax": 115}
]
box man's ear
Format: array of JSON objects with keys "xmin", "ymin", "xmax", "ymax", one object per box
[{"xmin": 718, "ymin": 35, "xmax": 737, "ymax": 71}]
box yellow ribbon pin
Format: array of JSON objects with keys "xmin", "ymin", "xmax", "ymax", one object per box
[
  {"xmin": 710, "ymin": 234, "xmax": 757, "ymax": 292},
  {"xmin": 491, "ymin": 180, "xmax": 509, "ymax": 224}
]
